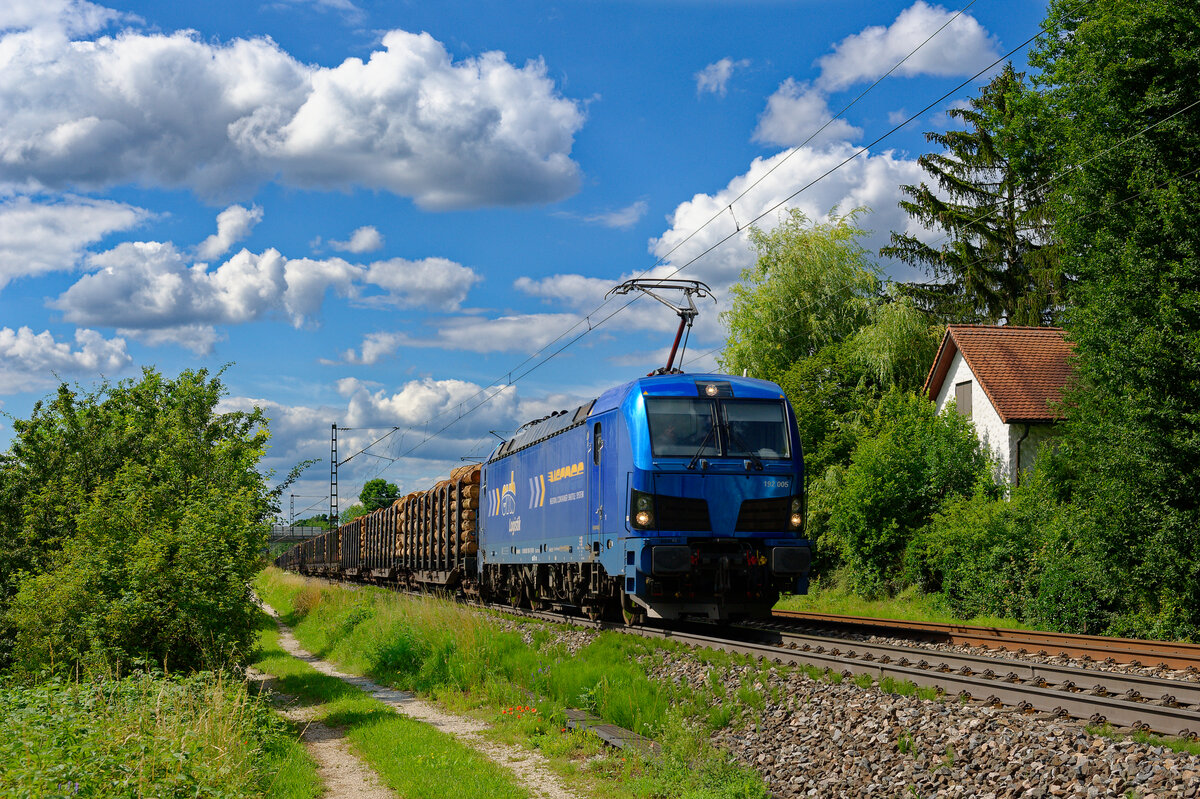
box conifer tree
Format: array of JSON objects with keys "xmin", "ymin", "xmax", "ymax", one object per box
[{"xmin": 882, "ymin": 64, "xmax": 1061, "ymax": 325}]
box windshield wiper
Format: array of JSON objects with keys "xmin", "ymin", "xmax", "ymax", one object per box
[
  {"xmin": 686, "ymin": 424, "xmax": 717, "ymax": 470},
  {"xmin": 724, "ymin": 426, "xmax": 764, "ymax": 471}
]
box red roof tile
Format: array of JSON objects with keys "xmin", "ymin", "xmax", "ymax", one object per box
[{"xmin": 923, "ymin": 326, "xmax": 1074, "ymax": 423}]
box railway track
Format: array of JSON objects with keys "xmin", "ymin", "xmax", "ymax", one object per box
[
  {"xmin": 291, "ymin": 574, "xmax": 1200, "ymax": 738},
  {"xmin": 772, "ymin": 610, "xmax": 1200, "ymax": 671},
  {"xmin": 506, "ymin": 604, "xmax": 1200, "ymax": 738}
]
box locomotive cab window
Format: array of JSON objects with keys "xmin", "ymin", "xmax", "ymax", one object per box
[
  {"xmin": 646, "ymin": 397, "xmax": 718, "ymax": 458},
  {"xmin": 722, "ymin": 400, "xmax": 790, "ymax": 459}
]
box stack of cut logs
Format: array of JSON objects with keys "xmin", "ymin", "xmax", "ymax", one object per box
[{"xmin": 393, "ymin": 464, "xmax": 481, "ymax": 570}]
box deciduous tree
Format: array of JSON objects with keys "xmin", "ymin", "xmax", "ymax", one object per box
[
  {"xmin": 359, "ymin": 478, "xmax": 400, "ymax": 513},
  {"xmin": 1032, "ymin": 0, "xmax": 1200, "ymax": 638},
  {"xmin": 719, "ymin": 208, "xmax": 880, "ymax": 382},
  {"xmin": 1, "ymin": 369, "xmax": 271, "ymax": 675}
]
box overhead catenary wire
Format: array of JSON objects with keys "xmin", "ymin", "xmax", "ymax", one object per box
[
  {"xmin": 330, "ymin": 3, "xmax": 994, "ymax": 469},
  {"xmin": 346, "ymin": 3, "xmax": 1100, "ymax": 471},
  {"xmin": 677, "ymin": 161, "xmax": 1200, "ymax": 371}
]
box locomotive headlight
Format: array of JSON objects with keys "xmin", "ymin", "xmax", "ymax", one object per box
[
  {"xmin": 790, "ymin": 513, "xmax": 804, "ymax": 529},
  {"xmin": 791, "ymin": 497, "xmax": 802, "ymax": 513},
  {"xmin": 704, "ymin": 383, "xmax": 719, "ymax": 397},
  {"xmin": 631, "ymin": 489, "xmax": 655, "ymax": 529},
  {"xmin": 790, "ymin": 495, "xmax": 804, "ymax": 530}
]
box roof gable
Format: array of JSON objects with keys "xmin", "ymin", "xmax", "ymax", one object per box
[{"xmin": 924, "ymin": 326, "xmax": 1074, "ymax": 423}]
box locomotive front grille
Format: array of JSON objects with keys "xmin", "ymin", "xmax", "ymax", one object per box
[
  {"xmin": 735, "ymin": 497, "xmax": 790, "ymax": 532},
  {"xmin": 655, "ymin": 495, "xmax": 711, "ymax": 531}
]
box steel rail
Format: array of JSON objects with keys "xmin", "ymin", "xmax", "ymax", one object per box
[
  {"xmin": 774, "ymin": 610, "xmax": 1200, "ymax": 671},
  {"xmin": 633, "ymin": 625, "xmax": 1200, "ymax": 739},
  {"xmin": 287, "ymin": 573, "xmax": 1200, "ymax": 737},
  {"xmin": 732, "ymin": 624, "xmax": 1200, "ymax": 710}
]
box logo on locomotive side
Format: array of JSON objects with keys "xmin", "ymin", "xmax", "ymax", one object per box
[
  {"xmin": 547, "ymin": 461, "xmax": 585, "ymax": 483},
  {"xmin": 501, "ymin": 471, "xmax": 517, "ymax": 516}
]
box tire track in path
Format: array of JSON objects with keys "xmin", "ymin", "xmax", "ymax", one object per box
[
  {"xmin": 249, "ymin": 667, "xmax": 397, "ymax": 799},
  {"xmin": 260, "ymin": 604, "xmax": 581, "ymax": 799}
]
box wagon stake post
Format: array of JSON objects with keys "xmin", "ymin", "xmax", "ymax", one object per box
[{"xmin": 606, "ymin": 278, "xmax": 716, "ymax": 374}]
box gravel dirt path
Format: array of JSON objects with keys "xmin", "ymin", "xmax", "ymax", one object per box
[
  {"xmin": 261, "ymin": 605, "xmax": 581, "ymax": 799},
  {"xmin": 249, "ymin": 666, "xmax": 396, "ymax": 799}
]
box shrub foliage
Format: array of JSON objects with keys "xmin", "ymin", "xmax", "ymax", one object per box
[{"xmin": 0, "ymin": 368, "xmax": 270, "ymax": 675}]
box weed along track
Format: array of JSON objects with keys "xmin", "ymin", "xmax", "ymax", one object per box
[{"xmin": 265, "ymin": 570, "xmax": 1200, "ymax": 796}]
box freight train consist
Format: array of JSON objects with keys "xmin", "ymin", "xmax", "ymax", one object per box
[{"xmin": 276, "ymin": 370, "xmax": 813, "ymax": 622}]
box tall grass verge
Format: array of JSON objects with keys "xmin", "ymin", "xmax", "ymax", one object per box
[
  {"xmin": 0, "ymin": 669, "xmax": 319, "ymax": 799},
  {"xmin": 253, "ymin": 613, "xmax": 528, "ymax": 799},
  {"xmin": 257, "ymin": 568, "xmax": 770, "ymax": 799},
  {"xmin": 776, "ymin": 570, "xmax": 1028, "ymax": 629}
]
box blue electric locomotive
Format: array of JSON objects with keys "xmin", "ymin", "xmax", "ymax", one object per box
[{"xmin": 479, "ymin": 371, "xmax": 811, "ymax": 621}]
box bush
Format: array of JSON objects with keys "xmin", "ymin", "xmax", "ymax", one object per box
[
  {"xmin": 906, "ymin": 478, "xmax": 1053, "ymax": 620},
  {"xmin": 1, "ymin": 369, "xmax": 270, "ymax": 676},
  {"xmin": 825, "ymin": 391, "xmax": 996, "ymax": 597}
]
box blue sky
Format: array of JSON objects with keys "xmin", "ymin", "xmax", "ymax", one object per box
[{"xmin": 0, "ymin": 0, "xmax": 1047, "ymax": 519}]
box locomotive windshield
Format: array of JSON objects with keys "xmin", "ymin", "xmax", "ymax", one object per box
[
  {"xmin": 646, "ymin": 398, "xmax": 719, "ymax": 458},
  {"xmin": 646, "ymin": 397, "xmax": 791, "ymax": 459},
  {"xmin": 722, "ymin": 400, "xmax": 790, "ymax": 459}
]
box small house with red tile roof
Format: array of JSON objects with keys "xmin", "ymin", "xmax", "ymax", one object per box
[{"xmin": 923, "ymin": 326, "xmax": 1073, "ymax": 485}]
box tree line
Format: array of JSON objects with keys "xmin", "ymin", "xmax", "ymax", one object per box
[{"xmin": 722, "ymin": 0, "xmax": 1199, "ymax": 640}]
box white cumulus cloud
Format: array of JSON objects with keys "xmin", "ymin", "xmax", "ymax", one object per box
[
  {"xmin": 651, "ymin": 144, "xmax": 930, "ymax": 288},
  {"xmin": 696, "ymin": 57, "xmax": 748, "ymax": 97},
  {"xmin": 52, "ymin": 229, "xmax": 481, "ymax": 352},
  {"xmin": 361, "ymin": 257, "xmax": 480, "ymax": 310},
  {"xmin": 0, "ymin": 13, "xmax": 585, "ymax": 208},
  {"xmin": 197, "ymin": 204, "xmax": 263, "ymax": 260},
  {"xmin": 0, "ymin": 325, "xmax": 131, "ymax": 393},
  {"xmin": 753, "ymin": 79, "xmax": 863, "ymax": 148},
  {"xmin": 0, "ymin": 0, "xmax": 123, "ymax": 37},
  {"xmin": 328, "ymin": 226, "xmax": 383, "ymax": 253},
  {"xmin": 0, "ymin": 195, "xmax": 149, "ymax": 289},
  {"xmin": 816, "ymin": 1, "xmax": 1000, "ymax": 91}
]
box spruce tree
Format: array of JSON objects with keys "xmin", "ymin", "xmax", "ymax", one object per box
[{"xmin": 882, "ymin": 64, "xmax": 1061, "ymax": 325}]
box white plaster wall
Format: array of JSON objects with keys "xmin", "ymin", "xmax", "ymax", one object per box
[
  {"xmin": 1009, "ymin": 423, "xmax": 1058, "ymax": 485},
  {"xmin": 932, "ymin": 350, "xmax": 1010, "ymax": 483}
]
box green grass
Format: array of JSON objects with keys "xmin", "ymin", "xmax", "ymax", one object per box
[
  {"xmin": 253, "ymin": 616, "xmax": 528, "ymax": 799},
  {"xmin": 776, "ymin": 572, "xmax": 1028, "ymax": 629},
  {"xmin": 263, "ymin": 734, "xmax": 322, "ymax": 799},
  {"xmin": 1085, "ymin": 723, "xmax": 1200, "ymax": 758},
  {"xmin": 257, "ymin": 568, "xmax": 771, "ymax": 799},
  {"xmin": 0, "ymin": 668, "xmax": 317, "ymax": 799}
]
